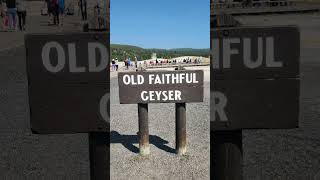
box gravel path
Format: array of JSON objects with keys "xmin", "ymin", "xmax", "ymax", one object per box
[{"xmin": 110, "ymin": 67, "xmax": 210, "ymax": 180}]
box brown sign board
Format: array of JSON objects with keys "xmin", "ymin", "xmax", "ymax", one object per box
[
  {"xmin": 25, "ymin": 33, "xmax": 109, "ymax": 134},
  {"xmin": 25, "ymin": 33, "xmax": 109, "ymax": 84},
  {"xmin": 118, "ymin": 70, "xmax": 204, "ymax": 104},
  {"xmin": 211, "ymin": 79, "xmax": 299, "ymax": 130},
  {"xmin": 211, "ymin": 26, "xmax": 300, "ymax": 130}
]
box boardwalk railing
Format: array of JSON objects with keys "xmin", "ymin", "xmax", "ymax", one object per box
[
  {"xmin": 211, "ymin": 0, "xmax": 298, "ymax": 9},
  {"xmin": 141, "ymin": 62, "xmax": 210, "ymax": 69}
]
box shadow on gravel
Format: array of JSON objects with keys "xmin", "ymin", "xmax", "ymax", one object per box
[{"xmin": 110, "ymin": 131, "xmax": 175, "ymax": 154}]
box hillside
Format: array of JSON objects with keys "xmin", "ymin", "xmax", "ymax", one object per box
[{"xmin": 111, "ymin": 44, "xmax": 210, "ymax": 61}]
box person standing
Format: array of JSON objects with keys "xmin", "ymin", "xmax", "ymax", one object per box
[
  {"xmin": 115, "ymin": 58, "xmax": 119, "ymax": 71},
  {"xmin": 16, "ymin": 0, "xmax": 26, "ymax": 31},
  {"xmin": 44, "ymin": 0, "xmax": 51, "ymax": 24},
  {"xmin": 134, "ymin": 56, "xmax": 138, "ymax": 69},
  {"xmin": 6, "ymin": 0, "xmax": 17, "ymax": 31},
  {"xmin": 111, "ymin": 59, "xmax": 115, "ymax": 71},
  {"xmin": 46, "ymin": 0, "xmax": 51, "ymax": 17},
  {"xmin": 79, "ymin": 0, "xmax": 87, "ymax": 20},
  {"xmin": 124, "ymin": 59, "xmax": 128, "ymax": 70},
  {"xmin": 143, "ymin": 60, "xmax": 147, "ymax": 68},
  {"xmin": 77, "ymin": 0, "xmax": 81, "ymax": 16}
]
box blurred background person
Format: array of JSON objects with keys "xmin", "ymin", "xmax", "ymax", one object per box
[
  {"xmin": 58, "ymin": 0, "xmax": 64, "ymax": 26},
  {"xmin": 46, "ymin": 0, "xmax": 51, "ymax": 20},
  {"xmin": 79, "ymin": 0, "xmax": 86, "ymax": 20},
  {"xmin": 6, "ymin": 0, "xmax": 17, "ymax": 31},
  {"xmin": 51, "ymin": 0, "xmax": 59, "ymax": 25},
  {"xmin": 0, "ymin": 1, "xmax": 5, "ymax": 31},
  {"xmin": 16, "ymin": 0, "xmax": 26, "ymax": 31}
]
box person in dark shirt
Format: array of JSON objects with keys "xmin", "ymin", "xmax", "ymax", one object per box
[
  {"xmin": 0, "ymin": 1, "xmax": 4, "ymax": 31},
  {"xmin": 46, "ymin": 0, "xmax": 51, "ymax": 17},
  {"xmin": 6, "ymin": 0, "xmax": 17, "ymax": 31},
  {"xmin": 6, "ymin": 0, "xmax": 16, "ymax": 8},
  {"xmin": 51, "ymin": 0, "xmax": 59, "ymax": 25},
  {"xmin": 17, "ymin": 0, "xmax": 27, "ymax": 31}
]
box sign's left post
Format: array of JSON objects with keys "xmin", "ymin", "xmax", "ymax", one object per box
[
  {"xmin": 138, "ymin": 103, "xmax": 150, "ymax": 155},
  {"xmin": 25, "ymin": 32, "xmax": 110, "ymax": 180}
]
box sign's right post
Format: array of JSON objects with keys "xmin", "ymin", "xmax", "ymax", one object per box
[
  {"xmin": 175, "ymin": 66, "xmax": 187, "ymax": 155},
  {"xmin": 176, "ymin": 102, "xmax": 187, "ymax": 155},
  {"xmin": 211, "ymin": 26, "xmax": 300, "ymax": 179}
]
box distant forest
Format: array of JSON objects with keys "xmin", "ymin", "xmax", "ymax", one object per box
[{"xmin": 111, "ymin": 44, "xmax": 210, "ymax": 61}]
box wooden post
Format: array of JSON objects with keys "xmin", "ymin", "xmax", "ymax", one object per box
[
  {"xmin": 212, "ymin": 130, "xmax": 243, "ymax": 180},
  {"xmin": 89, "ymin": 132, "xmax": 109, "ymax": 180},
  {"xmin": 84, "ymin": 22, "xmax": 109, "ymax": 180},
  {"xmin": 211, "ymin": 12, "xmax": 243, "ymax": 180},
  {"xmin": 176, "ymin": 103, "xmax": 187, "ymax": 155},
  {"xmin": 175, "ymin": 65, "xmax": 187, "ymax": 155},
  {"xmin": 138, "ymin": 103, "xmax": 150, "ymax": 155}
]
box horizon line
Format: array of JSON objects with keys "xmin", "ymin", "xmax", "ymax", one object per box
[{"xmin": 110, "ymin": 43, "xmax": 209, "ymax": 50}]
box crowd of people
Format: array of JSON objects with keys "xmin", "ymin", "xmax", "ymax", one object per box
[
  {"xmin": 124, "ymin": 58, "xmax": 136, "ymax": 70},
  {"xmin": 111, "ymin": 57, "xmax": 137, "ymax": 71},
  {"xmin": 0, "ymin": 0, "xmax": 65, "ymax": 31},
  {"xmin": 110, "ymin": 56, "xmax": 205, "ymax": 72},
  {"xmin": 110, "ymin": 57, "xmax": 138, "ymax": 71},
  {"xmin": 0, "ymin": 0, "xmax": 105, "ymax": 32},
  {"xmin": 0, "ymin": 0, "xmax": 27, "ymax": 31},
  {"xmin": 149, "ymin": 57, "xmax": 203, "ymax": 66},
  {"xmin": 45, "ymin": 0, "xmax": 65, "ymax": 26}
]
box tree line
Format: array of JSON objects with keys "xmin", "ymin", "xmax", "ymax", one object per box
[{"xmin": 111, "ymin": 44, "xmax": 210, "ymax": 61}]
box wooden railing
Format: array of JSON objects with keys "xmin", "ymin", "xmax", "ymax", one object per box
[{"xmin": 211, "ymin": 0, "xmax": 298, "ymax": 9}]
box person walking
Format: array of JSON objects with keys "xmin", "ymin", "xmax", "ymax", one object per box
[
  {"xmin": 44, "ymin": 0, "xmax": 52, "ymax": 24},
  {"xmin": 6, "ymin": 0, "xmax": 17, "ymax": 31},
  {"xmin": 58, "ymin": 0, "xmax": 64, "ymax": 26},
  {"xmin": 51, "ymin": 0, "xmax": 59, "ymax": 25},
  {"xmin": 16, "ymin": 0, "xmax": 26, "ymax": 31},
  {"xmin": 0, "ymin": 1, "xmax": 5, "ymax": 31}
]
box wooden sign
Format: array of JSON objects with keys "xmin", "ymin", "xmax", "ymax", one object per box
[
  {"xmin": 25, "ymin": 32, "xmax": 110, "ymax": 134},
  {"xmin": 118, "ymin": 70, "xmax": 204, "ymax": 104},
  {"xmin": 211, "ymin": 26, "xmax": 300, "ymax": 130},
  {"xmin": 211, "ymin": 26, "xmax": 300, "ymax": 80}
]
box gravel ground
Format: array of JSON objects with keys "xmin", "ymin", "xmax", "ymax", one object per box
[
  {"xmin": 0, "ymin": 46, "xmax": 90, "ymax": 180},
  {"xmin": 110, "ymin": 66, "xmax": 210, "ymax": 180},
  {"xmin": 0, "ymin": 5, "xmax": 91, "ymax": 179},
  {"xmin": 233, "ymin": 13, "xmax": 320, "ymax": 180}
]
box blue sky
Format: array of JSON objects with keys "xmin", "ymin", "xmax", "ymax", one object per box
[{"xmin": 110, "ymin": 0, "xmax": 210, "ymax": 49}]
